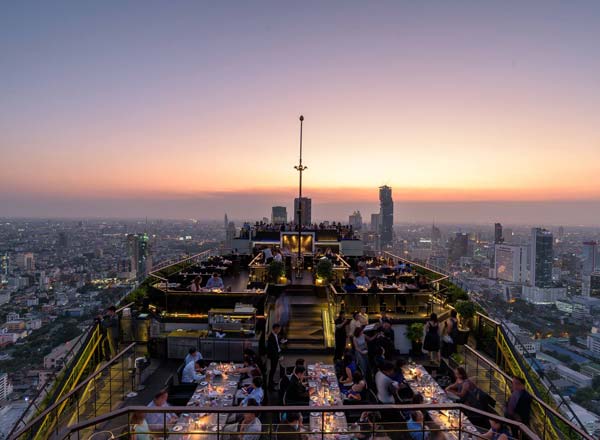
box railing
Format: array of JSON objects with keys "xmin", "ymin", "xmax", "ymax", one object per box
[
  {"xmin": 10, "ymin": 343, "xmax": 137, "ymax": 440},
  {"xmin": 148, "ymin": 249, "xmax": 217, "ymax": 285},
  {"xmin": 47, "ymin": 403, "xmax": 540, "ymax": 440},
  {"xmin": 468, "ymin": 313, "xmax": 593, "ymax": 440},
  {"xmin": 8, "ymin": 303, "xmax": 135, "ymax": 440}
]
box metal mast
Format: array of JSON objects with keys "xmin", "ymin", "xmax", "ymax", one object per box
[{"xmin": 294, "ymin": 115, "xmax": 307, "ymax": 277}]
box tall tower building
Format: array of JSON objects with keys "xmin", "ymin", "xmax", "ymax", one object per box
[
  {"xmin": 582, "ymin": 241, "xmax": 599, "ymax": 276},
  {"xmin": 294, "ymin": 197, "xmax": 311, "ymax": 226},
  {"xmin": 529, "ymin": 228, "xmax": 553, "ymax": 287},
  {"xmin": 349, "ymin": 211, "xmax": 362, "ymax": 231},
  {"xmin": 494, "ymin": 223, "xmax": 504, "ymax": 244},
  {"xmin": 225, "ymin": 221, "xmax": 237, "ymax": 251},
  {"xmin": 224, "ymin": 214, "xmax": 229, "ymax": 230},
  {"xmin": 127, "ymin": 234, "xmax": 152, "ymax": 281},
  {"xmin": 271, "ymin": 206, "xmax": 287, "ymax": 224},
  {"xmin": 370, "ymin": 213, "xmax": 381, "ymax": 233},
  {"xmin": 379, "ymin": 185, "xmax": 393, "ymax": 247}
]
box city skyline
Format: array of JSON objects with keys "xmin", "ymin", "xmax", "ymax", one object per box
[{"xmin": 2, "ymin": 2, "xmax": 600, "ymax": 224}]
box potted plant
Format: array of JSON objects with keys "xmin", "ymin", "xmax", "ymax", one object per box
[
  {"xmin": 454, "ymin": 300, "xmax": 476, "ymax": 330},
  {"xmin": 406, "ymin": 322, "xmax": 424, "ymax": 356},
  {"xmin": 316, "ymin": 258, "xmax": 333, "ymax": 283},
  {"xmin": 268, "ymin": 260, "xmax": 285, "ymax": 284}
]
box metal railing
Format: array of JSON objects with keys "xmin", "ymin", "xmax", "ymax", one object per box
[
  {"xmin": 468, "ymin": 313, "xmax": 593, "ymax": 440},
  {"xmin": 10, "ymin": 343, "xmax": 137, "ymax": 440},
  {"xmin": 8, "ymin": 303, "xmax": 135, "ymax": 440},
  {"xmin": 45, "ymin": 403, "xmax": 540, "ymax": 440}
]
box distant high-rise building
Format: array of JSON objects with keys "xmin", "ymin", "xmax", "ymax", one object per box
[
  {"xmin": 294, "ymin": 197, "xmax": 311, "ymax": 226},
  {"xmin": 494, "ymin": 223, "xmax": 503, "ymax": 244},
  {"xmin": 224, "ymin": 214, "xmax": 229, "ymax": 230},
  {"xmin": 1, "ymin": 253, "xmax": 9, "ymax": 277},
  {"xmin": 582, "ymin": 241, "xmax": 600, "ymax": 276},
  {"xmin": 16, "ymin": 252, "xmax": 35, "ymax": 272},
  {"xmin": 431, "ymin": 224, "xmax": 442, "ymax": 244},
  {"xmin": 57, "ymin": 232, "xmax": 69, "ymax": 249},
  {"xmin": 225, "ymin": 222, "xmax": 236, "ymax": 251},
  {"xmin": 495, "ymin": 244, "xmax": 527, "ymax": 283},
  {"xmin": 127, "ymin": 234, "xmax": 152, "ymax": 280},
  {"xmin": 449, "ymin": 233, "xmax": 469, "ymax": 263},
  {"xmin": 271, "ymin": 206, "xmax": 287, "ymax": 224},
  {"xmin": 379, "ymin": 186, "xmax": 393, "ymax": 247},
  {"xmin": 349, "ymin": 211, "xmax": 363, "ymax": 231},
  {"xmin": 529, "ymin": 228, "xmax": 553, "ymax": 288},
  {"xmin": 503, "ymin": 228, "xmax": 513, "ymax": 243},
  {"xmin": 558, "ymin": 226, "xmax": 565, "ymax": 241},
  {"xmin": 370, "ymin": 213, "xmax": 381, "ymax": 233}
]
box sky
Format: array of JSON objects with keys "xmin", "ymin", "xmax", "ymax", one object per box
[{"xmin": 1, "ymin": 1, "xmax": 600, "ymax": 224}]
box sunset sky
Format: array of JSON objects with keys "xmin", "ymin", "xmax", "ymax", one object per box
[{"xmin": 1, "ymin": 1, "xmax": 600, "ymax": 223}]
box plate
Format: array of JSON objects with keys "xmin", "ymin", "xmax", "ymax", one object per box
[
  {"xmin": 228, "ymin": 381, "xmax": 237, "ymax": 386},
  {"xmin": 200, "ymin": 381, "xmax": 208, "ymax": 386},
  {"xmin": 173, "ymin": 425, "xmax": 183, "ymax": 432},
  {"xmin": 211, "ymin": 425, "xmax": 219, "ymax": 432}
]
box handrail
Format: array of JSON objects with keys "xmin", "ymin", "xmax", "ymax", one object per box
[
  {"xmin": 53, "ymin": 403, "xmax": 541, "ymax": 440},
  {"xmin": 497, "ymin": 321, "xmax": 589, "ymax": 436},
  {"xmin": 382, "ymin": 251, "xmax": 450, "ymax": 285},
  {"xmin": 10, "ymin": 342, "xmax": 136, "ymax": 440},
  {"xmin": 148, "ymin": 249, "xmax": 216, "ymax": 278},
  {"xmin": 464, "ymin": 340, "xmax": 594, "ymax": 439}
]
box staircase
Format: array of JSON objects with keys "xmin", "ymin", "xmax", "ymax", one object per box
[{"xmin": 284, "ymin": 285, "xmax": 330, "ymax": 353}]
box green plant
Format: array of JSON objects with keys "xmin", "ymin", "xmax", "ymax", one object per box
[
  {"xmin": 268, "ymin": 260, "xmax": 285, "ymax": 282},
  {"xmin": 405, "ymin": 323, "xmax": 424, "ymax": 343},
  {"xmin": 455, "ymin": 300, "xmax": 476, "ymax": 326},
  {"xmin": 450, "ymin": 352, "xmax": 464, "ymax": 365},
  {"xmin": 316, "ymin": 258, "xmax": 334, "ymax": 281}
]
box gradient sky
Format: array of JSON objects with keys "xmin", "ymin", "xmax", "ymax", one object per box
[{"xmin": 1, "ymin": 1, "xmax": 600, "ymax": 223}]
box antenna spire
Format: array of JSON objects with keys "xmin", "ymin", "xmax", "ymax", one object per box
[{"xmin": 294, "ymin": 115, "xmax": 307, "ymax": 277}]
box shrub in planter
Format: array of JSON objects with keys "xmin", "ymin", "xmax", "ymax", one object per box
[{"xmin": 406, "ymin": 322, "xmax": 424, "ymax": 356}]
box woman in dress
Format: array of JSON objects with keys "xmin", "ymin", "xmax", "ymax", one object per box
[
  {"xmin": 339, "ymin": 353, "xmax": 358, "ymax": 388},
  {"xmin": 423, "ymin": 313, "xmax": 441, "ymax": 364},
  {"xmin": 445, "ymin": 367, "xmax": 476, "ymax": 403},
  {"xmin": 352, "ymin": 326, "xmax": 371, "ymax": 376},
  {"xmin": 345, "ymin": 371, "xmax": 368, "ymax": 401}
]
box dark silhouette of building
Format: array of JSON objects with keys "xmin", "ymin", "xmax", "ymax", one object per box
[
  {"xmin": 293, "ymin": 197, "xmax": 311, "ymax": 226},
  {"xmin": 494, "ymin": 223, "xmax": 504, "ymax": 244},
  {"xmin": 379, "ymin": 186, "xmax": 393, "ymax": 247}
]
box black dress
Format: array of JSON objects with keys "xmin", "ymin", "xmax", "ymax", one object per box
[{"xmin": 423, "ymin": 321, "xmax": 440, "ymax": 352}]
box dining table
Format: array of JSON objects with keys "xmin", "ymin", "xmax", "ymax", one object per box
[
  {"xmin": 169, "ymin": 362, "xmax": 243, "ymax": 439},
  {"xmin": 306, "ymin": 364, "xmax": 349, "ymax": 439},
  {"xmin": 402, "ymin": 363, "xmax": 480, "ymax": 440}
]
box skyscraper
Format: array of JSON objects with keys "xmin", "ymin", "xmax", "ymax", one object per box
[
  {"xmin": 494, "ymin": 223, "xmax": 503, "ymax": 244},
  {"xmin": 271, "ymin": 206, "xmax": 287, "ymax": 224},
  {"xmin": 16, "ymin": 252, "xmax": 35, "ymax": 272},
  {"xmin": 370, "ymin": 213, "xmax": 381, "ymax": 233},
  {"xmin": 294, "ymin": 197, "xmax": 311, "ymax": 226},
  {"xmin": 495, "ymin": 244, "xmax": 527, "ymax": 283},
  {"xmin": 349, "ymin": 211, "xmax": 362, "ymax": 231},
  {"xmin": 224, "ymin": 214, "xmax": 229, "ymax": 230},
  {"xmin": 449, "ymin": 233, "xmax": 469, "ymax": 263},
  {"xmin": 127, "ymin": 233, "xmax": 152, "ymax": 281},
  {"xmin": 529, "ymin": 228, "xmax": 553, "ymax": 287},
  {"xmin": 379, "ymin": 185, "xmax": 393, "ymax": 247},
  {"xmin": 582, "ymin": 241, "xmax": 599, "ymax": 276}
]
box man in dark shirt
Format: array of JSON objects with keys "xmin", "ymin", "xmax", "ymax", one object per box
[
  {"xmin": 285, "ymin": 366, "xmax": 309, "ymax": 404},
  {"xmin": 505, "ymin": 375, "xmax": 532, "ymax": 425},
  {"xmin": 267, "ymin": 323, "xmax": 286, "ymax": 391},
  {"xmin": 101, "ymin": 306, "xmax": 119, "ymax": 360}
]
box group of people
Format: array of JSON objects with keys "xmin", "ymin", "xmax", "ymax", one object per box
[
  {"xmin": 342, "ymin": 267, "xmax": 429, "ymax": 294},
  {"xmin": 422, "ymin": 311, "xmax": 460, "ymax": 364},
  {"xmin": 188, "ymin": 272, "xmax": 225, "ymax": 291}
]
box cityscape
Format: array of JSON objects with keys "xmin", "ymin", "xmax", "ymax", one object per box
[{"xmin": 2, "ymin": 2, "xmax": 600, "ymax": 440}]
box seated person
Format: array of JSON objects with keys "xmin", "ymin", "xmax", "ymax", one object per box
[
  {"xmin": 339, "ymin": 353, "xmax": 358, "ymax": 388},
  {"xmin": 131, "ymin": 411, "xmax": 150, "ymax": 440},
  {"xmin": 445, "ymin": 367, "xmax": 475, "ymax": 402},
  {"xmin": 406, "ymin": 410, "xmax": 429, "ymax": 440},
  {"xmin": 375, "ymin": 362, "xmax": 401, "ymax": 403},
  {"xmin": 355, "ymin": 270, "xmax": 370, "ymax": 289},
  {"xmin": 239, "ymin": 377, "xmax": 264, "ymax": 406},
  {"xmin": 235, "ymin": 355, "xmax": 262, "ymax": 385},
  {"xmin": 372, "ymin": 345, "xmax": 386, "ymax": 371},
  {"xmin": 482, "ymin": 419, "xmax": 510, "ymax": 440},
  {"xmin": 146, "ymin": 390, "xmax": 177, "ymax": 432},
  {"xmin": 368, "ymin": 279, "xmax": 382, "ymax": 293},
  {"xmin": 189, "ymin": 276, "xmax": 203, "ymax": 292},
  {"xmin": 181, "ymin": 359, "xmax": 206, "ymax": 383},
  {"xmin": 343, "ymin": 272, "xmax": 358, "ymax": 292},
  {"xmin": 184, "ymin": 347, "xmax": 202, "ymax": 365},
  {"xmin": 345, "ymin": 371, "xmax": 367, "ymax": 401},
  {"xmin": 285, "ymin": 365, "xmax": 309, "ymax": 404},
  {"xmin": 223, "ymin": 399, "xmax": 262, "ymax": 440},
  {"xmin": 206, "ymin": 272, "xmax": 225, "ymax": 289},
  {"xmin": 276, "ymin": 412, "xmax": 303, "ymax": 440},
  {"xmin": 356, "ymin": 412, "xmax": 391, "ymax": 440},
  {"xmin": 390, "ymin": 359, "xmax": 406, "ymax": 383}
]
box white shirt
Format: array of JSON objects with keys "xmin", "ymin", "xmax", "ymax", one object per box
[
  {"xmin": 355, "ymin": 276, "xmax": 370, "ymax": 287},
  {"xmin": 184, "ymin": 351, "xmax": 202, "ymax": 366},
  {"xmin": 146, "ymin": 400, "xmax": 176, "ymax": 430},
  {"xmin": 263, "ymin": 248, "xmax": 273, "ymax": 259},
  {"xmin": 182, "ymin": 360, "xmax": 205, "ymax": 383}
]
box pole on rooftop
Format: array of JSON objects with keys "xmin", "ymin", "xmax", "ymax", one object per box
[{"xmin": 294, "ymin": 115, "xmax": 306, "ymax": 279}]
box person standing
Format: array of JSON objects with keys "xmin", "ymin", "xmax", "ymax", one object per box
[
  {"xmin": 101, "ymin": 306, "xmax": 119, "ymax": 360},
  {"xmin": 334, "ymin": 311, "xmax": 350, "ymax": 361},
  {"xmin": 267, "ymin": 323, "xmax": 286, "ymax": 391},
  {"xmin": 423, "ymin": 313, "xmax": 441, "ymax": 364},
  {"xmin": 505, "ymin": 375, "xmax": 532, "ymax": 426}
]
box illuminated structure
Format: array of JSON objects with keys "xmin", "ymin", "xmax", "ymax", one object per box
[{"xmin": 529, "ymin": 228, "xmax": 553, "ymax": 288}]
